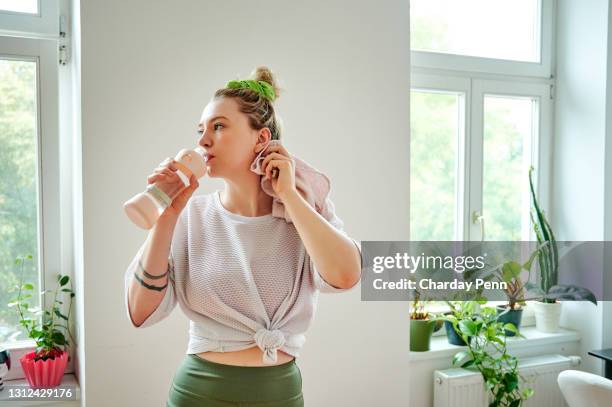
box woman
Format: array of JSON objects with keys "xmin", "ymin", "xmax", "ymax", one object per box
[{"xmin": 125, "ymin": 66, "xmax": 362, "ymax": 406}]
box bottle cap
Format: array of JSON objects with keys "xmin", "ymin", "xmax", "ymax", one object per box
[{"xmin": 175, "ymin": 147, "xmax": 207, "ymax": 179}]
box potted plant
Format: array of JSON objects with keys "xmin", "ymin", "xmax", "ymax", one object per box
[
  {"xmin": 450, "ymin": 306, "xmax": 534, "ymax": 406},
  {"xmin": 409, "ymin": 293, "xmax": 442, "ymax": 352},
  {"xmin": 440, "ymin": 300, "xmax": 485, "ymax": 346},
  {"xmin": 8, "ymin": 255, "xmax": 75, "ymax": 388},
  {"xmin": 526, "ymin": 167, "xmax": 597, "ymax": 333},
  {"xmin": 493, "ymin": 248, "xmax": 542, "ymax": 337},
  {"xmin": 494, "ymin": 261, "xmax": 526, "ymax": 337}
]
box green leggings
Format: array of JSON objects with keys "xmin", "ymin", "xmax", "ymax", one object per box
[{"xmin": 167, "ymin": 354, "xmax": 304, "ymax": 406}]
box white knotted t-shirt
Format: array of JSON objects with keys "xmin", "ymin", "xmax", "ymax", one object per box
[{"xmin": 124, "ymin": 190, "xmax": 360, "ymax": 364}]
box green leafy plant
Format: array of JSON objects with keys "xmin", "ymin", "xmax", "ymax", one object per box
[
  {"xmin": 441, "ymin": 300, "xmax": 485, "ymax": 324},
  {"xmin": 433, "ymin": 301, "xmax": 485, "ymax": 346},
  {"xmin": 497, "ymin": 261, "xmax": 526, "ymax": 310},
  {"xmin": 527, "ymin": 167, "xmax": 597, "ymax": 305},
  {"xmin": 7, "ymin": 255, "xmax": 75, "ymax": 361},
  {"xmin": 494, "ymin": 246, "xmax": 542, "ymax": 310},
  {"xmin": 447, "ymin": 305, "xmax": 534, "ymax": 407}
]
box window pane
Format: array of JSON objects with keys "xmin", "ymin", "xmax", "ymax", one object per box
[
  {"xmin": 0, "ymin": 0, "xmax": 37, "ymax": 14},
  {"xmin": 0, "ymin": 59, "xmax": 41, "ymax": 343},
  {"xmin": 411, "ymin": 0, "xmax": 540, "ymax": 62},
  {"xmin": 410, "ymin": 91, "xmax": 460, "ymax": 240},
  {"xmin": 483, "ymin": 95, "xmax": 537, "ymax": 241}
]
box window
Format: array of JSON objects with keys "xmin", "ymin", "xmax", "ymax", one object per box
[
  {"xmin": 0, "ymin": 57, "xmax": 40, "ymax": 343},
  {"xmin": 0, "ymin": 0, "xmax": 62, "ymax": 362},
  {"xmin": 410, "ymin": 90, "xmax": 463, "ymax": 241},
  {"xmin": 410, "ymin": 3, "xmax": 554, "ymax": 242},
  {"xmin": 0, "ymin": 0, "xmax": 38, "ymax": 15},
  {"xmin": 482, "ymin": 94, "xmax": 538, "ymax": 241},
  {"xmin": 411, "ymin": 0, "xmax": 541, "ymax": 62},
  {"xmin": 411, "ymin": 0, "xmax": 554, "ymax": 78},
  {"xmin": 410, "ymin": 1, "xmax": 554, "ymax": 323},
  {"xmin": 0, "ymin": 0, "xmax": 57, "ymax": 39}
]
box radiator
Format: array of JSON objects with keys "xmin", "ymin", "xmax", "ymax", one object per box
[{"xmin": 433, "ymin": 354, "xmax": 582, "ymax": 407}]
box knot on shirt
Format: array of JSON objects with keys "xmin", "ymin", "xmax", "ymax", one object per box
[{"xmin": 254, "ymin": 328, "xmax": 285, "ymax": 364}]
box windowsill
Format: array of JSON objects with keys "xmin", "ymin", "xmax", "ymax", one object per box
[
  {"xmin": 409, "ymin": 326, "xmax": 580, "ymax": 362},
  {"xmin": 0, "ymin": 373, "xmax": 80, "ymax": 404},
  {"xmin": 0, "ymin": 340, "xmax": 76, "ymax": 384}
]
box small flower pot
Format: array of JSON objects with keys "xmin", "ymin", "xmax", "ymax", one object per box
[
  {"xmin": 410, "ymin": 319, "xmax": 442, "ymax": 352},
  {"xmin": 20, "ymin": 350, "xmax": 69, "ymax": 388},
  {"xmin": 495, "ymin": 305, "xmax": 523, "ymax": 337},
  {"xmin": 533, "ymin": 301, "xmax": 562, "ymax": 333}
]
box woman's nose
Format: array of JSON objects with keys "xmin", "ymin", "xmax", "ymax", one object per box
[{"xmin": 198, "ymin": 131, "xmax": 212, "ymax": 148}]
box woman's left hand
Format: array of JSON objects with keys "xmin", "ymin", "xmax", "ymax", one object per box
[{"xmin": 261, "ymin": 144, "xmax": 297, "ymax": 200}]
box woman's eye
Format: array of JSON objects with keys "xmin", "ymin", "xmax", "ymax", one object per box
[{"xmin": 196, "ymin": 123, "xmax": 223, "ymax": 135}]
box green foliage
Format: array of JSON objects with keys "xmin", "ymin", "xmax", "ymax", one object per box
[
  {"xmin": 410, "ymin": 91, "xmax": 457, "ymax": 240},
  {"xmin": 527, "ymin": 167, "xmax": 597, "ymax": 305},
  {"xmin": 439, "ymin": 303, "xmax": 534, "ymax": 407},
  {"xmin": 8, "ymin": 255, "xmax": 75, "ymax": 361},
  {"xmin": 493, "ymin": 252, "xmax": 538, "ymax": 310},
  {"xmin": 528, "ymin": 166, "xmax": 557, "ymax": 303},
  {"xmin": 0, "ymin": 60, "xmax": 39, "ymax": 342},
  {"xmin": 411, "ymin": 91, "xmax": 529, "ymax": 241}
]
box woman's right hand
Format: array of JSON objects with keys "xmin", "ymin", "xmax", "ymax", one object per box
[{"xmin": 147, "ymin": 157, "xmax": 203, "ymax": 220}]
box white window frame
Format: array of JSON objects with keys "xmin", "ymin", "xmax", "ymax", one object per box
[
  {"xmin": 0, "ymin": 0, "xmax": 58, "ymax": 40},
  {"xmin": 411, "ymin": 0, "xmax": 555, "ymax": 79},
  {"xmin": 411, "ymin": 73, "xmax": 553, "ymax": 241},
  {"xmin": 410, "ymin": 0, "xmax": 556, "ymax": 327},
  {"xmin": 410, "ymin": 74, "xmax": 470, "ymax": 241},
  {"xmin": 469, "ymin": 79, "xmax": 552, "ymax": 242},
  {"xmin": 0, "ymin": 15, "xmax": 70, "ymax": 380}
]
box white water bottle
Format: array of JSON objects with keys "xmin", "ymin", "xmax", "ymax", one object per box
[{"xmin": 123, "ymin": 146, "xmax": 207, "ymax": 229}]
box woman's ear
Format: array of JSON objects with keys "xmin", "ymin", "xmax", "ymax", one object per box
[{"xmin": 254, "ymin": 128, "xmax": 271, "ymax": 152}]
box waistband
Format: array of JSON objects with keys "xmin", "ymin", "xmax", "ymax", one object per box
[
  {"xmin": 170, "ymin": 353, "xmax": 302, "ymax": 404},
  {"xmin": 187, "ymin": 353, "xmax": 297, "ymax": 377}
]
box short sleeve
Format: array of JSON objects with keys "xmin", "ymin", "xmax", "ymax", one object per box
[
  {"xmin": 124, "ymin": 213, "xmax": 186, "ymax": 328},
  {"xmin": 311, "ymin": 196, "xmax": 362, "ymax": 293}
]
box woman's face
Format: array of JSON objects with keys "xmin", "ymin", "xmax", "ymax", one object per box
[{"xmin": 197, "ymin": 97, "xmax": 268, "ymax": 178}]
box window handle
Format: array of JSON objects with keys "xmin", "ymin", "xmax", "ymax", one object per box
[{"xmin": 472, "ymin": 210, "xmax": 485, "ymax": 241}]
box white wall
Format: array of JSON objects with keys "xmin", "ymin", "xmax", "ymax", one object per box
[
  {"xmin": 553, "ymin": 0, "xmax": 610, "ymax": 375},
  {"xmin": 78, "ymin": 1, "xmax": 410, "ymax": 406}
]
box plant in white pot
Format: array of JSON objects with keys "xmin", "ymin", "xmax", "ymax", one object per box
[
  {"xmin": 8, "ymin": 255, "xmax": 75, "ymax": 388},
  {"xmin": 526, "ymin": 167, "xmax": 597, "ymax": 333}
]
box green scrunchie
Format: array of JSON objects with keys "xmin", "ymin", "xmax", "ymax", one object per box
[{"xmin": 226, "ymin": 79, "xmax": 276, "ymax": 102}]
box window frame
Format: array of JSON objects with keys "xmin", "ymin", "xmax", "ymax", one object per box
[
  {"xmin": 410, "ymin": 74, "xmax": 470, "ymax": 241},
  {"xmin": 411, "ymin": 0, "xmax": 555, "ymax": 79},
  {"xmin": 469, "ymin": 79, "xmax": 553, "ymax": 242},
  {"xmin": 0, "ymin": 0, "xmax": 58, "ymax": 40},
  {"xmin": 409, "ymin": 0, "xmax": 556, "ymax": 325},
  {"xmin": 410, "ymin": 72, "xmax": 553, "ymax": 241},
  {"xmin": 0, "ymin": 34, "xmax": 65, "ymax": 380}
]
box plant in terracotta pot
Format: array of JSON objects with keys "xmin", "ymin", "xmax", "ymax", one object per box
[
  {"xmin": 409, "ymin": 293, "xmax": 443, "ymax": 352},
  {"xmin": 526, "ymin": 167, "xmax": 597, "ymax": 333},
  {"xmin": 450, "ymin": 305, "xmax": 534, "ymax": 406},
  {"xmin": 8, "ymin": 255, "xmax": 75, "ymax": 388}
]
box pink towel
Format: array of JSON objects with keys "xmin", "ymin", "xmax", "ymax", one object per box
[{"xmin": 250, "ymin": 139, "xmax": 333, "ymax": 224}]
